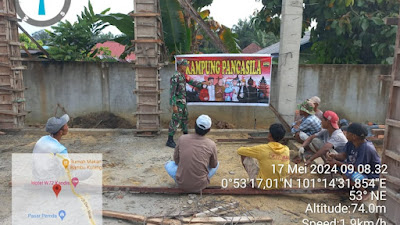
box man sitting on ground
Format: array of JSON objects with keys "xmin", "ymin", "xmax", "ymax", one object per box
[
  {"xmin": 292, "ymin": 100, "xmax": 321, "ymax": 143},
  {"xmin": 294, "ymin": 96, "xmax": 323, "ymax": 121},
  {"xmin": 237, "ymin": 123, "xmax": 290, "ymax": 189},
  {"xmin": 33, "ymin": 114, "xmax": 70, "ymax": 181},
  {"xmin": 33, "ymin": 114, "xmax": 70, "ymax": 155},
  {"xmin": 165, "ymin": 115, "xmax": 219, "ymax": 192},
  {"xmin": 309, "ymin": 96, "xmax": 323, "ymax": 120},
  {"xmin": 326, "ymin": 123, "xmax": 381, "ymax": 197},
  {"xmin": 300, "ymin": 111, "xmax": 348, "ymax": 166}
]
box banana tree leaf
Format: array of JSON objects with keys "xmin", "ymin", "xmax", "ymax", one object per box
[
  {"xmin": 97, "ymin": 13, "xmax": 134, "ymax": 39},
  {"xmin": 192, "ymin": 0, "xmax": 213, "ymax": 9},
  {"xmin": 219, "ymin": 27, "xmax": 240, "ymax": 53},
  {"xmin": 160, "ymin": 0, "xmax": 191, "ymax": 55},
  {"xmin": 113, "ymin": 35, "xmax": 131, "ymax": 46}
]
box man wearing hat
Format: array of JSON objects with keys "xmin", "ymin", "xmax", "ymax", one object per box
[
  {"xmin": 308, "ymin": 96, "xmax": 323, "ymax": 120},
  {"xmin": 291, "ymin": 100, "xmax": 321, "ymax": 143},
  {"xmin": 167, "ymin": 58, "xmax": 204, "ymax": 148},
  {"xmin": 326, "ymin": 123, "xmax": 381, "ymax": 180},
  {"xmin": 33, "ymin": 114, "xmax": 93, "ymax": 181},
  {"xmin": 299, "ymin": 111, "xmax": 348, "ymax": 166},
  {"xmin": 33, "ymin": 114, "xmax": 70, "ymax": 155},
  {"xmin": 164, "ymin": 115, "xmax": 219, "ymax": 192}
]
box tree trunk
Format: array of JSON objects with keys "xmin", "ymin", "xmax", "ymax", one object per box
[{"xmin": 176, "ymin": 0, "xmax": 229, "ymax": 53}]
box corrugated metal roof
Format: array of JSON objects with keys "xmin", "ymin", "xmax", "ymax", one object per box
[{"xmin": 256, "ymin": 31, "xmax": 311, "ymax": 55}]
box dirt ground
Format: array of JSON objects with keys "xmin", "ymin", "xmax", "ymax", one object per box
[
  {"xmin": 70, "ymin": 112, "xmax": 135, "ymax": 129},
  {"xmin": 0, "ymin": 129, "xmax": 380, "ymax": 225}
]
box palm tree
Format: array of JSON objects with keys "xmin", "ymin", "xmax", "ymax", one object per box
[{"xmin": 38, "ymin": 0, "xmax": 45, "ymax": 15}]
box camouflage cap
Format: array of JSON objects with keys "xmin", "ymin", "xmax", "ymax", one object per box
[
  {"xmin": 177, "ymin": 59, "xmax": 189, "ymax": 66},
  {"xmin": 298, "ymin": 100, "xmax": 315, "ymax": 115}
]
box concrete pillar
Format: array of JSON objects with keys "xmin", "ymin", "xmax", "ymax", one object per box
[{"xmin": 277, "ymin": 0, "xmax": 303, "ymax": 123}]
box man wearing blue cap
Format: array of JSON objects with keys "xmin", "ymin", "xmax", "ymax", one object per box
[
  {"xmin": 327, "ymin": 123, "xmax": 381, "ymax": 180},
  {"xmin": 33, "ymin": 114, "xmax": 70, "ymax": 155}
]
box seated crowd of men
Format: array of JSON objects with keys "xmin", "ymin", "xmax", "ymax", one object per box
[
  {"xmin": 33, "ymin": 96, "xmax": 381, "ymax": 195},
  {"xmin": 164, "ymin": 96, "xmax": 381, "ymax": 194}
]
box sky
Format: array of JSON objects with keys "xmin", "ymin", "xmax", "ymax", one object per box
[{"xmin": 18, "ymin": 0, "xmax": 264, "ymax": 35}]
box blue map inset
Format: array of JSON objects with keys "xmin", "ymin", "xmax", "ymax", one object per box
[{"xmin": 38, "ymin": 0, "xmax": 45, "ymax": 15}]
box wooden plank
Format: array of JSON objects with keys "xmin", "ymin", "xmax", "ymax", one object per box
[
  {"xmin": 269, "ymin": 103, "xmax": 291, "ymax": 132},
  {"xmin": 0, "ymin": 13, "xmax": 16, "ymax": 18},
  {"xmin": 134, "ymin": 112, "xmax": 162, "ymax": 115},
  {"xmin": 383, "ymin": 174, "xmax": 400, "ymax": 187},
  {"xmin": 8, "ymin": 41, "xmax": 20, "ymax": 46},
  {"xmin": 132, "ymin": 39, "xmax": 163, "ymax": 44},
  {"xmin": 17, "ymin": 24, "xmax": 49, "ymax": 58},
  {"xmin": 371, "ymin": 129, "xmax": 385, "ymax": 135},
  {"xmin": 102, "ymin": 211, "xmax": 181, "ymax": 225},
  {"xmin": 133, "ymin": 90, "xmax": 161, "ymax": 94},
  {"xmin": 135, "ymin": 0, "xmax": 156, "ymax": 3},
  {"xmin": 194, "ymin": 202, "xmax": 238, "ymax": 217},
  {"xmin": 132, "ymin": 64, "xmax": 160, "ymax": 68},
  {"xmin": 130, "ymin": 13, "xmax": 160, "ymax": 17},
  {"xmin": 11, "ymin": 66, "xmax": 26, "ymax": 70},
  {"xmin": 138, "ymin": 103, "xmax": 159, "ymax": 106},
  {"xmin": 393, "ymin": 80, "xmax": 400, "ymax": 87},
  {"xmin": 386, "ymin": 119, "xmax": 400, "ymax": 128},
  {"xmin": 0, "ymin": 86, "xmax": 24, "ymax": 92},
  {"xmin": 182, "ymin": 216, "xmax": 272, "ymax": 224},
  {"xmin": 137, "ymin": 120, "xmax": 159, "ymax": 124},
  {"xmin": 9, "ymin": 57, "xmax": 23, "ymax": 61},
  {"xmin": 386, "ymin": 188, "xmax": 400, "ymax": 204},
  {"xmin": 385, "ymin": 150, "xmax": 400, "ymax": 162},
  {"xmin": 379, "ymin": 74, "xmax": 392, "ymax": 81}
]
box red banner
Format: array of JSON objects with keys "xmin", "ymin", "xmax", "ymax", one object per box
[{"xmin": 176, "ymin": 54, "xmax": 272, "ymax": 106}]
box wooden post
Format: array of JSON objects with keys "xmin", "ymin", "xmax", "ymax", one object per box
[
  {"xmin": 0, "ymin": 0, "xmax": 26, "ymax": 130},
  {"xmin": 133, "ymin": 0, "xmax": 164, "ymax": 136},
  {"xmin": 379, "ymin": 11, "xmax": 400, "ymax": 225}
]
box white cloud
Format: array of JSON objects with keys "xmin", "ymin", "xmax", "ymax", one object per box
[{"xmin": 18, "ymin": 0, "xmax": 261, "ymax": 34}]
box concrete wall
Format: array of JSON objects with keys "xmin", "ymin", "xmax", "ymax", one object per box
[
  {"xmin": 297, "ymin": 64, "xmax": 392, "ymax": 124},
  {"xmin": 22, "ymin": 61, "xmax": 391, "ymax": 128},
  {"xmin": 23, "ymin": 61, "xmax": 135, "ymax": 123}
]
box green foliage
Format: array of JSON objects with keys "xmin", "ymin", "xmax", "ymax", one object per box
[
  {"xmin": 96, "ymin": 13, "xmax": 135, "ymax": 59},
  {"xmin": 92, "ymin": 32, "xmax": 115, "ymax": 43},
  {"xmin": 97, "ymin": 13, "xmax": 134, "ymax": 40},
  {"xmin": 254, "ymin": 0, "xmax": 400, "ymax": 64},
  {"xmin": 192, "ymin": 0, "xmax": 213, "ymax": 9},
  {"xmin": 232, "ymin": 18, "xmax": 279, "ymax": 49},
  {"xmin": 219, "ymin": 27, "xmax": 240, "ymax": 53},
  {"xmin": 47, "ymin": 1, "xmax": 111, "ymax": 61},
  {"xmin": 19, "ymin": 33, "xmax": 44, "ymax": 50},
  {"xmin": 32, "ymin": 30, "xmax": 50, "ymax": 45},
  {"xmin": 160, "ymin": 0, "xmax": 191, "ymax": 55},
  {"xmin": 159, "ymin": 0, "xmax": 240, "ymax": 56},
  {"xmin": 47, "ymin": 0, "xmax": 239, "ymax": 61}
]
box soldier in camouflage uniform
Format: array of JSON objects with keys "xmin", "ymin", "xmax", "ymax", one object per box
[{"xmin": 166, "ymin": 59, "xmax": 203, "ymax": 148}]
